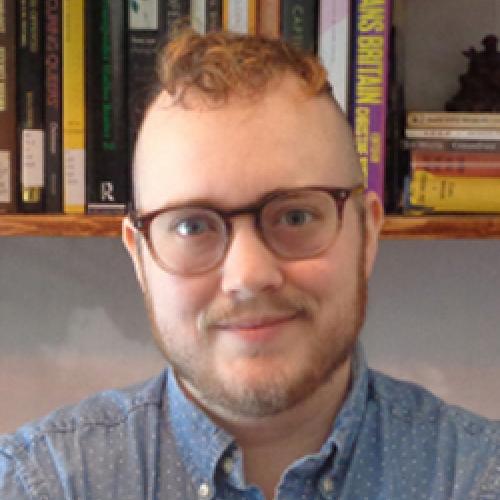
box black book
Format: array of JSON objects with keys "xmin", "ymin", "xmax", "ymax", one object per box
[
  {"xmin": 281, "ymin": 0, "xmax": 318, "ymax": 54},
  {"xmin": 17, "ymin": 0, "xmax": 45, "ymax": 212},
  {"xmin": 127, "ymin": 0, "xmax": 190, "ymax": 152},
  {"xmin": 86, "ymin": 0, "xmax": 128, "ymax": 214},
  {"xmin": 45, "ymin": 0, "xmax": 62, "ymax": 213},
  {"xmin": 206, "ymin": 0, "xmax": 223, "ymax": 32}
]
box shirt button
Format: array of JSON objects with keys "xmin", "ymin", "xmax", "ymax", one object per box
[
  {"xmin": 222, "ymin": 457, "xmax": 234, "ymax": 474},
  {"xmin": 198, "ymin": 482, "xmax": 212, "ymax": 499},
  {"xmin": 319, "ymin": 475, "xmax": 334, "ymax": 497}
]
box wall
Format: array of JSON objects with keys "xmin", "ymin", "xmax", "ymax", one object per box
[
  {"xmin": 0, "ymin": 236, "xmax": 499, "ymax": 434},
  {"xmin": 401, "ymin": 0, "xmax": 499, "ymax": 110}
]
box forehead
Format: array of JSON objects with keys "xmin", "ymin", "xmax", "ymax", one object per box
[{"xmin": 133, "ymin": 77, "xmax": 360, "ymax": 212}]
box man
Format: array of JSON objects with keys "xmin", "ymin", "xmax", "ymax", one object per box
[{"xmin": 1, "ymin": 31, "xmax": 498, "ymax": 499}]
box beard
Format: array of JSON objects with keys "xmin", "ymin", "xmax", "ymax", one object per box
[{"xmin": 143, "ymin": 238, "xmax": 367, "ymax": 419}]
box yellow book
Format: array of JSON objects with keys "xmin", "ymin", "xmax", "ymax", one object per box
[
  {"xmin": 410, "ymin": 171, "xmax": 500, "ymax": 213},
  {"xmin": 63, "ymin": 0, "xmax": 85, "ymax": 214},
  {"xmin": 223, "ymin": 0, "xmax": 258, "ymax": 34}
]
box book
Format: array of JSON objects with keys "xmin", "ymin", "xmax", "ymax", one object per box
[
  {"xmin": 402, "ymin": 138, "xmax": 500, "ymax": 153},
  {"xmin": 259, "ymin": 0, "xmax": 280, "ymax": 38},
  {"xmin": 17, "ymin": 0, "xmax": 45, "ymax": 212},
  {"xmin": 411, "ymin": 150, "xmax": 500, "ymax": 177},
  {"xmin": 407, "ymin": 112, "xmax": 500, "ymax": 130},
  {"xmin": 127, "ymin": 1, "xmax": 190, "ymax": 151},
  {"xmin": 0, "ymin": 0, "xmax": 16, "ymax": 213},
  {"xmin": 45, "ymin": 0, "xmax": 62, "ymax": 213},
  {"xmin": 350, "ymin": 0, "xmax": 392, "ymax": 200},
  {"xmin": 405, "ymin": 128, "xmax": 500, "ymax": 141},
  {"xmin": 281, "ymin": 0, "xmax": 318, "ymax": 53},
  {"xmin": 86, "ymin": 0, "xmax": 128, "ymax": 214},
  {"xmin": 206, "ymin": 0, "xmax": 223, "ymax": 33},
  {"xmin": 318, "ymin": 0, "xmax": 350, "ymax": 111},
  {"xmin": 409, "ymin": 170, "xmax": 500, "ymax": 213},
  {"xmin": 63, "ymin": 0, "xmax": 85, "ymax": 214},
  {"xmin": 192, "ymin": 0, "xmax": 222, "ymax": 33},
  {"xmin": 223, "ymin": 0, "xmax": 258, "ymax": 34}
]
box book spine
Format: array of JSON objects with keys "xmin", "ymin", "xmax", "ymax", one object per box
[
  {"xmin": 206, "ymin": 0, "xmax": 223, "ymax": 33},
  {"xmin": 128, "ymin": 1, "xmax": 190, "ymax": 150},
  {"xmin": 411, "ymin": 150, "xmax": 500, "ymax": 165},
  {"xmin": 166, "ymin": 0, "xmax": 190, "ymax": 40},
  {"xmin": 411, "ymin": 151, "xmax": 500, "ymax": 177},
  {"xmin": 0, "ymin": 0, "xmax": 16, "ymax": 213},
  {"xmin": 409, "ymin": 170, "xmax": 500, "ymax": 213},
  {"xmin": 86, "ymin": 0, "xmax": 127, "ymax": 214},
  {"xmin": 17, "ymin": 0, "xmax": 45, "ymax": 212},
  {"xmin": 318, "ymin": 0, "xmax": 350, "ymax": 111},
  {"xmin": 280, "ymin": 0, "xmax": 318, "ymax": 53},
  {"xmin": 62, "ymin": 0, "xmax": 85, "ymax": 214},
  {"xmin": 405, "ymin": 128, "xmax": 500, "ymax": 141},
  {"xmin": 191, "ymin": 0, "xmax": 207, "ymax": 33},
  {"xmin": 127, "ymin": 0, "xmax": 160, "ymax": 150},
  {"xmin": 45, "ymin": 0, "xmax": 62, "ymax": 213},
  {"xmin": 407, "ymin": 111, "xmax": 500, "ymax": 129},
  {"xmin": 402, "ymin": 139, "xmax": 500, "ymax": 153},
  {"xmin": 223, "ymin": 0, "xmax": 258, "ymax": 35},
  {"xmin": 350, "ymin": 0, "xmax": 392, "ymax": 200},
  {"xmin": 259, "ymin": 0, "xmax": 280, "ymax": 38}
]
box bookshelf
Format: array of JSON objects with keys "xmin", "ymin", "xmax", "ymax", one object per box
[
  {"xmin": 2, "ymin": 1, "xmax": 500, "ymax": 241},
  {"xmin": 1, "ymin": 214, "xmax": 500, "ymax": 239}
]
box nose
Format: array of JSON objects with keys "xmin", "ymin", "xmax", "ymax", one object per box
[{"xmin": 220, "ymin": 217, "xmax": 284, "ymax": 300}]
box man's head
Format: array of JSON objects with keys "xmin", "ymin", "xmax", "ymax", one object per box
[{"xmin": 123, "ymin": 30, "xmax": 383, "ymax": 419}]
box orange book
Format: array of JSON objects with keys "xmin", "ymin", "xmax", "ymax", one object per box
[{"xmin": 411, "ymin": 150, "xmax": 500, "ymax": 177}]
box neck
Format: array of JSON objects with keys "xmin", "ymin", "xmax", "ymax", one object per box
[{"xmin": 193, "ymin": 356, "xmax": 352, "ymax": 500}]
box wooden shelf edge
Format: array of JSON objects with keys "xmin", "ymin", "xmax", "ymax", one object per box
[
  {"xmin": 0, "ymin": 214, "xmax": 123, "ymax": 237},
  {"xmin": 382, "ymin": 215, "xmax": 500, "ymax": 239},
  {"xmin": 1, "ymin": 214, "xmax": 500, "ymax": 239}
]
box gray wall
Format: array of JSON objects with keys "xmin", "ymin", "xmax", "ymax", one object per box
[{"xmin": 1, "ymin": 236, "xmax": 499, "ymax": 433}]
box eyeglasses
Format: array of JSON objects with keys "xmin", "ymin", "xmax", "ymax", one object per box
[{"xmin": 129, "ymin": 184, "xmax": 364, "ymax": 276}]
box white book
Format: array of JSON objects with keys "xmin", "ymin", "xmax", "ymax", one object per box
[{"xmin": 318, "ymin": 0, "xmax": 350, "ymax": 112}]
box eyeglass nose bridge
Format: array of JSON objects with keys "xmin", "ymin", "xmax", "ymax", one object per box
[{"xmin": 216, "ymin": 203, "xmax": 272, "ymax": 261}]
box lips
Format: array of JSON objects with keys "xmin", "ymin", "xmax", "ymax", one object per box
[{"xmin": 213, "ymin": 312, "xmax": 299, "ymax": 342}]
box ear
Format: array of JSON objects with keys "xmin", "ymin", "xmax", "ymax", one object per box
[
  {"xmin": 122, "ymin": 217, "xmax": 146, "ymax": 291},
  {"xmin": 363, "ymin": 190, "xmax": 384, "ymax": 279}
]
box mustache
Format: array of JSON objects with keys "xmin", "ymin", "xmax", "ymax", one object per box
[{"xmin": 198, "ymin": 294, "xmax": 314, "ymax": 331}]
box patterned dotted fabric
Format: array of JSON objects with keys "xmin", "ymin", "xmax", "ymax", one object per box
[{"xmin": 0, "ymin": 346, "xmax": 498, "ymax": 499}]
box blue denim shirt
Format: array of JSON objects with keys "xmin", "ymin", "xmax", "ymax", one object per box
[{"xmin": 1, "ymin": 348, "xmax": 499, "ymax": 499}]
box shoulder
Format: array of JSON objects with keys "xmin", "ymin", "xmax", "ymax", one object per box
[
  {"xmin": 368, "ymin": 369, "xmax": 499, "ymax": 496},
  {"xmin": 369, "ymin": 368, "xmax": 499, "ymax": 433},
  {"xmin": 0, "ymin": 370, "xmax": 167, "ymax": 476}
]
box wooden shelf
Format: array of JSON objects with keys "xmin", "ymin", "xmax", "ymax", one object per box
[
  {"xmin": 2, "ymin": 214, "xmax": 500, "ymax": 239},
  {"xmin": 0, "ymin": 214, "xmax": 123, "ymax": 237}
]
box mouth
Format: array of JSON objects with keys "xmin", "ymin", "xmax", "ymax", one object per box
[{"xmin": 213, "ymin": 312, "xmax": 300, "ymax": 343}]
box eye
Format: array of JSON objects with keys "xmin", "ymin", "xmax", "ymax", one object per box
[
  {"xmin": 173, "ymin": 216, "xmax": 213, "ymax": 237},
  {"xmin": 279, "ymin": 209, "xmax": 315, "ymax": 226}
]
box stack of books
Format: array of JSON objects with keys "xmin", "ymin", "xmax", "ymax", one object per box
[{"xmin": 403, "ymin": 111, "xmax": 500, "ymax": 214}]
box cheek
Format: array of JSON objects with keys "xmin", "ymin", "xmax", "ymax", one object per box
[{"xmin": 145, "ymin": 258, "xmax": 220, "ymax": 327}]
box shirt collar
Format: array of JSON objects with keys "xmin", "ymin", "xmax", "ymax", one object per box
[
  {"xmin": 164, "ymin": 342, "xmax": 370, "ymax": 488},
  {"xmin": 323, "ymin": 343, "xmax": 369, "ymax": 461},
  {"xmin": 165, "ymin": 371, "xmax": 235, "ymax": 489}
]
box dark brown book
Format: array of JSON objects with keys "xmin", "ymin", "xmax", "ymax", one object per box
[
  {"xmin": 0, "ymin": 0, "xmax": 17, "ymax": 213},
  {"xmin": 44, "ymin": 0, "xmax": 62, "ymax": 213},
  {"xmin": 17, "ymin": 0, "xmax": 45, "ymax": 212},
  {"xmin": 281, "ymin": 0, "xmax": 318, "ymax": 53}
]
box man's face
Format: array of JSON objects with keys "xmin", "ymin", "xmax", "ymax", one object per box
[{"xmin": 125, "ymin": 77, "xmax": 382, "ymax": 418}]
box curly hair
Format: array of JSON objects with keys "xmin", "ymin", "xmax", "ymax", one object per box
[{"xmin": 155, "ymin": 29, "xmax": 333, "ymax": 106}]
